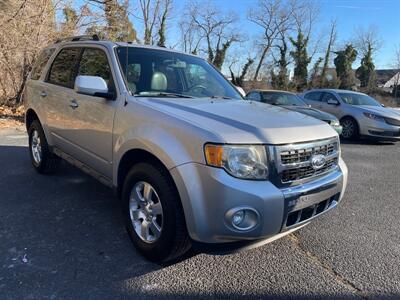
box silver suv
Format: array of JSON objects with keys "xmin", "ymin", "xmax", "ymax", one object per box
[
  {"xmin": 24, "ymin": 36, "xmax": 348, "ymax": 262},
  {"xmin": 301, "ymin": 89, "xmax": 400, "ymax": 140}
]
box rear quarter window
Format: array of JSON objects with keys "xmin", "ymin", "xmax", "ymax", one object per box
[{"xmin": 30, "ymin": 48, "xmax": 55, "ymax": 80}]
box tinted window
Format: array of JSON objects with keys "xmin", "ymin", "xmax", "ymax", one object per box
[
  {"xmin": 116, "ymin": 47, "xmax": 242, "ymax": 99},
  {"xmin": 262, "ymin": 92, "xmax": 307, "ymax": 106},
  {"xmin": 321, "ymin": 92, "xmax": 337, "ymax": 102},
  {"xmin": 304, "ymin": 91, "xmax": 322, "ymax": 101},
  {"xmin": 78, "ymin": 48, "xmax": 115, "ymax": 91},
  {"xmin": 338, "ymin": 92, "xmax": 381, "ymax": 106},
  {"xmin": 247, "ymin": 92, "xmax": 261, "ymax": 101},
  {"xmin": 31, "ymin": 48, "xmax": 55, "ymax": 80},
  {"xmin": 47, "ymin": 48, "xmax": 80, "ymax": 88}
]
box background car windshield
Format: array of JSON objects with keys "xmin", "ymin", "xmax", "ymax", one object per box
[
  {"xmin": 338, "ymin": 93, "xmax": 381, "ymax": 106},
  {"xmin": 261, "ymin": 92, "xmax": 306, "ymax": 106},
  {"xmin": 116, "ymin": 47, "xmax": 242, "ymax": 99}
]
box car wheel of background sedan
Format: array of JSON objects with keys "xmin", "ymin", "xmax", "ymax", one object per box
[
  {"xmin": 340, "ymin": 117, "xmax": 359, "ymax": 140},
  {"xmin": 122, "ymin": 162, "xmax": 191, "ymax": 262},
  {"xmin": 28, "ymin": 120, "xmax": 60, "ymax": 174}
]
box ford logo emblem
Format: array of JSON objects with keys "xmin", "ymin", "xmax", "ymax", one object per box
[{"xmin": 311, "ymin": 154, "xmax": 326, "ymax": 170}]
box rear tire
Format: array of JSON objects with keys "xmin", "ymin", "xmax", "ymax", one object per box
[
  {"xmin": 340, "ymin": 117, "xmax": 359, "ymax": 140},
  {"xmin": 28, "ymin": 120, "xmax": 60, "ymax": 174},
  {"xmin": 122, "ymin": 162, "xmax": 191, "ymax": 262}
]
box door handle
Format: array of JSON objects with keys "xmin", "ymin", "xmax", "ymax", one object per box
[
  {"xmin": 69, "ymin": 99, "xmax": 79, "ymax": 109},
  {"xmin": 40, "ymin": 91, "xmax": 47, "ymax": 97}
]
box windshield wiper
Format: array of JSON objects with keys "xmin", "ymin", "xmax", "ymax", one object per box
[
  {"xmin": 208, "ymin": 95, "xmax": 232, "ymax": 99},
  {"xmin": 135, "ymin": 92, "xmax": 194, "ymax": 98}
]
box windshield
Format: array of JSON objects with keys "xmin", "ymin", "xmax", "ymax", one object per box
[
  {"xmin": 116, "ymin": 46, "xmax": 242, "ymax": 99},
  {"xmin": 338, "ymin": 93, "xmax": 381, "ymax": 106},
  {"xmin": 261, "ymin": 92, "xmax": 307, "ymax": 106}
]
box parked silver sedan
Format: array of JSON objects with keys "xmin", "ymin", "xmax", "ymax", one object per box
[{"xmin": 301, "ymin": 89, "xmax": 400, "ymax": 141}]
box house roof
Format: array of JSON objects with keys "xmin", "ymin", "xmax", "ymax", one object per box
[{"xmin": 375, "ymin": 69, "xmax": 400, "ymax": 85}]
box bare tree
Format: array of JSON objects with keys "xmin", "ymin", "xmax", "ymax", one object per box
[
  {"xmin": 392, "ymin": 45, "xmax": 400, "ymax": 101},
  {"xmin": 186, "ymin": 1, "xmax": 240, "ymax": 70},
  {"xmin": 248, "ymin": 0, "xmax": 294, "ymax": 80},
  {"xmin": 138, "ymin": 0, "xmax": 161, "ymax": 45},
  {"xmin": 0, "ymin": 0, "xmax": 58, "ymax": 105},
  {"xmin": 319, "ymin": 19, "xmax": 337, "ymax": 86},
  {"xmin": 179, "ymin": 15, "xmax": 202, "ymax": 54},
  {"xmin": 354, "ymin": 25, "xmax": 382, "ymax": 57},
  {"xmin": 157, "ymin": 0, "xmax": 172, "ymax": 47}
]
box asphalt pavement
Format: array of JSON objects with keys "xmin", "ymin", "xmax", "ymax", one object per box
[{"xmin": 0, "ymin": 127, "xmax": 399, "ymax": 299}]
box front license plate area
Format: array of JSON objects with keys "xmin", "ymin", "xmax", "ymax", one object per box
[{"xmin": 287, "ymin": 184, "xmax": 338, "ymax": 212}]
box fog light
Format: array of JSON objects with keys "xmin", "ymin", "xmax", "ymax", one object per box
[
  {"xmin": 226, "ymin": 207, "xmax": 259, "ymax": 231},
  {"xmin": 232, "ymin": 210, "xmax": 245, "ymax": 226}
]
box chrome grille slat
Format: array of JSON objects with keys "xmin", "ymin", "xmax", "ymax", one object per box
[{"xmin": 273, "ymin": 138, "xmax": 340, "ymax": 184}]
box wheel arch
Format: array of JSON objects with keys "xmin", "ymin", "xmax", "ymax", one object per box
[
  {"xmin": 25, "ymin": 108, "xmax": 40, "ymax": 131},
  {"xmin": 339, "ymin": 115, "xmax": 360, "ymax": 128},
  {"xmin": 116, "ymin": 148, "xmax": 175, "ymax": 199}
]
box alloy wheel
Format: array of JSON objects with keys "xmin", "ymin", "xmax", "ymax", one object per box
[
  {"xmin": 31, "ymin": 129, "xmax": 42, "ymax": 164},
  {"xmin": 341, "ymin": 119, "xmax": 355, "ymax": 138},
  {"xmin": 129, "ymin": 181, "xmax": 163, "ymax": 243}
]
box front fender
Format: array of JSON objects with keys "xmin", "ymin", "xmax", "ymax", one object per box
[{"xmin": 113, "ymin": 125, "xmax": 199, "ymax": 186}]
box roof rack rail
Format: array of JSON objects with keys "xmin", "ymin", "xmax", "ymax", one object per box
[{"xmin": 55, "ymin": 34, "xmax": 100, "ymax": 44}]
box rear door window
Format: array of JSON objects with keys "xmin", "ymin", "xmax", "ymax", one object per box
[
  {"xmin": 47, "ymin": 48, "xmax": 81, "ymax": 88},
  {"xmin": 77, "ymin": 48, "xmax": 115, "ymax": 92},
  {"xmin": 30, "ymin": 48, "xmax": 55, "ymax": 80},
  {"xmin": 304, "ymin": 91, "xmax": 323, "ymax": 101}
]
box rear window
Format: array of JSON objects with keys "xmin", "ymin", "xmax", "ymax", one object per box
[
  {"xmin": 30, "ymin": 48, "xmax": 55, "ymax": 80},
  {"xmin": 47, "ymin": 48, "xmax": 80, "ymax": 88}
]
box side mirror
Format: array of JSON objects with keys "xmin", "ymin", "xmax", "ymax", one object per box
[
  {"xmin": 327, "ymin": 99, "xmax": 339, "ymax": 105},
  {"xmin": 74, "ymin": 75, "xmax": 114, "ymax": 99}
]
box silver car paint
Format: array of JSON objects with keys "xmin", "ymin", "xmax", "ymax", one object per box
[
  {"xmin": 25, "ymin": 41, "xmax": 348, "ymax": 243},
  {"xmin": 302, "ymin": 89, "xmax": 400, "ymax": 140}
]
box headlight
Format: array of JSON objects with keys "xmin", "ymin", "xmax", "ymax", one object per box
[
  {"xmin": 330, "ymin": 120, "xmax": 340, "ymax": 127},
  {"xmin": 204, "ymin": 144, "xmax": 268, "ymax": 180},
  {"xmin": 363, "ymin": 112, "xmax": 385, "ymax": 122}
]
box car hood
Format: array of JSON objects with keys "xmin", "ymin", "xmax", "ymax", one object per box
[
  {"xmin": 281, "ymin": 105, "xmax": 337, "ymax": 122},
  {"xmin": 140, "ymin": 98, "xmax": 337, "ymax": 144},
  {"xmin": 357, "ymin": 105, "xmax": 400, "ymax": 119}
]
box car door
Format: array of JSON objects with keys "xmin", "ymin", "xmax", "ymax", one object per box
[
  {"xmin": 302, "ymin": 91, "xmax": 323, "ymax": 109},
  {"xmin": 320, "ymin": 92, "xmax": 341, "ymax": 117},
  {"xmin": 60, "ymin": 46, "xmax": 117, "ymax": 178},
  {"xmin": 44, "ymin": 47, "xmax": 81, "ymax": 149}
]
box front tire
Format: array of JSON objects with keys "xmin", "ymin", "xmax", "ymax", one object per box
[
  {"xmin": 340, "ymin": 117, "xmax": 359, "ymax": 140},
  {"xmin": 122, "ymin": 162, "xmax": 191, "ymax": 262},
  {"xmin": 28, "ymin": 120, "xmax": 60, "ymax": 174}
]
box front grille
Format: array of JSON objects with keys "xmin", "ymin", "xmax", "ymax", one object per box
[
  {"xmin": 285, "ymin": 194, "xmax": 338, "ymax": 227},
  {"xmin": 280, "ymin": 142, "xmax": 336, "ymax": 165},
  {"xmin": 273, "ymin": 138, "xmax": 339, "ymax": 184},
  {"xmin": 282, "ymin": 157, "xmax": 338, "ymax": 182}
]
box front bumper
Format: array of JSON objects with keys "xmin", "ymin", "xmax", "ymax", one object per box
[
  {"xmin": 171, "ymin": 158, "xmax": 348, "ymax": 243},
  {"xmin": 359, "ymin": 118, "xmax": 400, "ymax": 140}
]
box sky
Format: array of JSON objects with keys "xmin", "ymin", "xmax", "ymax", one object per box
[
  {"xmin": 72, "ymin": 0, "xmax": 400, "ymax": 70},
  {"xmin": 182, "ymin": 0, "xmax": 400, "ymax": 70}
]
